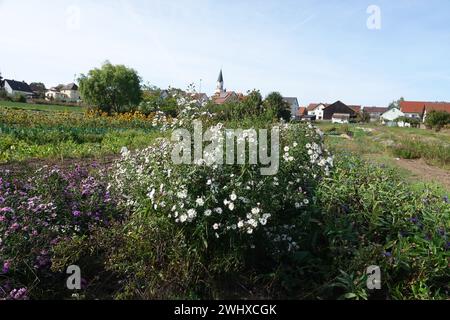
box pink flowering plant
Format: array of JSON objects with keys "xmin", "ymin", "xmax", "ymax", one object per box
[{"xmin": 0, "ymin": 164, "xmax": 121, "ymax": 300}]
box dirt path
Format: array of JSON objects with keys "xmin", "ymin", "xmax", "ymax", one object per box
[{"xmin": 395, "ymin": 158, "xmax": 450, "ymax": 191}]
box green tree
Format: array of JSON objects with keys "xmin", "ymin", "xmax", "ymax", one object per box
[
  {"xmin": 29, "ymin": 82, "xmax": 47, "ymax": 99},
  {"xmin": 388, "ymin": 97, "xmax": 404, "ymax": 110},
  {"xmin": 242, "ymin": 89, "xmax": 263, "ymax": 115},
  {"xmin": 78, "ymin": 62, "xmax": 142, "ymax": 114},
  {"xmin": 139, "ymin": 85, "xmax": 179, "ymax": 117},
  {"xmin": 357, "ymin": 110, "xmax": 371, "ymax": 123},
  {"xmin": 425, "ymin": 110, "xmax": 450, "ymax": 131},
  {"xmin": 263, "ymin": 92, "xmax": 291, "ymax": 122}
]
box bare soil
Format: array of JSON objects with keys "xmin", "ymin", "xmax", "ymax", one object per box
[{"xmin": 395, "ymin": 158, "xmax": 450, "ymax": 191}]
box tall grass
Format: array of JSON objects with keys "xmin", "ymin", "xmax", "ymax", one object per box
[{"xmin": 391, "ymin": 138, "xmax": 450, "ymax": 168}]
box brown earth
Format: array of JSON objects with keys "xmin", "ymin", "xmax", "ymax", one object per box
[{"xmin": 395, "ymin": 158, "xmax": 450, "ymax": 191}]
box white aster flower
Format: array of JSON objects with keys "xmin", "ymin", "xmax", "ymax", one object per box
[{"xmin": 196, "ymin": 197, "xmax": 205, "ymax": 206}]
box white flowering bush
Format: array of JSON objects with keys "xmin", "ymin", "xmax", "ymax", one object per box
[{"xmin": 109, "ymin": 123, "xmax": 333, "ymax": 263}]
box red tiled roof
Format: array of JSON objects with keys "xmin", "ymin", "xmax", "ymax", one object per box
[
  {"xmin": 298, "ymin": 107, "xmax": 307, "ymax": 116},
  {"xmin": 307, "ymin": 103, "xmax": 329, "ymax": 111},
  {"xmin": 348, "ymin": 105, "xmax": 362, "ymax": 113},
  {"xmin": 425, "ymin": 102, "xmax": 450, "ymax": 113},
  {"xmin": 213, "ymin": 91, "xmax": 238, "ymax": 105}
]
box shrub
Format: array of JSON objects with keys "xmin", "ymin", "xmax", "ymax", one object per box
[
  {"xmin": 425, "ymin": 111, "xmax": 450, "ymax": 131},
  {"xmin": 12, "ymin": 94, "xmax": 27, "ymax": 103}
]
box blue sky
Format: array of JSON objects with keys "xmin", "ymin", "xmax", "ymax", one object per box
[{"xmin": 1, "ymin": 0, "xmax": 449, "ymax": 106}]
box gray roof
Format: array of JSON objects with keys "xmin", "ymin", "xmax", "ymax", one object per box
[
  {"xmin": 217, "ymin": 70, "xmax": 223, "ymax": 83},
  {"xmin": 62, "ymin": 83, "xmax": 78, "ymax": 90},
  {"xmin": 4, "ymin": 79, "xmax": 33, "ymax": 93},
  {"xmin": 283, "ymin": 97, "xmax": 299, "ymax": 106}
]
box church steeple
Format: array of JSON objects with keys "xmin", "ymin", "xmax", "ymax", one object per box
[{"xmin": 215, "ymin": 69, "xmax": 224, "ymax": 94}]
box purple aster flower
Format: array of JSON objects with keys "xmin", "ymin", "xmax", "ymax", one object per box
[
  {"xmin": 383, "ymin": 252, "xmax": 392, "ymax": 258},
  {"xmin": 72, "ymin": 210, "xmax": 81, "ymax": 217},
  {"xmin": 444, "ymin": 196, "xmax": 449, "ymax": 204},
  {"xmin": 10, "ymin": 223, "xmax": 20, "ymax": 231},
  {"xmin": 0, "ymin": 207, "xmax": 13, "ymax": 213},
  {"xmin": 409, "ymin": 217, "xmax": 419, "ymax": 224},
  {"xmin": 2, "ymin": 261, "xmax": 11, "ymax": 273}
]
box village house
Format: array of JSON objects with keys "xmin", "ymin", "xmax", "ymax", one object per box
[
  {"xmin": 323, "ymin": 101, "xmax": 357, "ymax": 120},
  {"xmin": 332, "ymin": 113, "xmax": 350, "ymax": 124},
  {"xmin": 283, "ymin": 97, "xmax": 300, "ymax": 120},
  {"xmin": 3, "ymin": 79, "xmax": 34, "ymax": 98},
  {"xmin": 307, "ymin": 103, "xmax": 329, "ymax": 120},
  {"xmin": 306, "ymin": 101, "xmax": 357, "ymax": 122},
  {"xmin": 45, "ymin": 83, "xmax": 80, "ymax": 103},
  {"xmin": 190, "ymin": 92, "xmax": 209, "ymax": 106},
  {"xmin": 400, "ymin": 101, "xmax": 450, "ymax": 122},
  {"xmin": 400, "ymin": 101, "xmax": 426, "ymax": 120},
  {"xmin": 422, "ymin": 102, "xmax": 450, "ymax": 121},
  {"xmin": 349, "ymin": 105, "xmax": 362, "ymax": 114},
  {"xmin": 363, "ymin": 106, "xmax": 389, "ymax": 122},
  {"xmin": 381, "ymin": 108, "xmax": 405, "ymax": 126}
]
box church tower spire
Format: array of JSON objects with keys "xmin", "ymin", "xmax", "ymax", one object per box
[{"xmin": 215, "ymin": 69, "xmax": 224, "ymax": 95}]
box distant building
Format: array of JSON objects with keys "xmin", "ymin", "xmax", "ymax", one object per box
[
  {"xmin": 3, "ymin": 79, "xmax": 34, "ymax": 98},
  {"xmin": 307, "ymin": 103, "xmax": 329, "ymax": 120},
  {"xmin": 400, "ymin": 101, "xmax": 450, "ymax": 122},
  {"xmin": 349, "ymin": 105, "xmax": 362, "ymax": 114},
  {"xmin": 190, "ymin": 92, "xmax": 209, "ymax": 106},
  {"xmin": 332, "ymin": 113, "xmax": 350, "ymax": 124},
  {"xmin": 283, "ymin": 97, "xmax": 300, "ymax": 119},
  {"xmin": 363, "ymin": 106, "xmax": 389, "ymax": 122},
  {"xmin": 45, "ymin": 83, "xmax": 80, "ymax": 102},
  {"xmin": 323, "ymin": 101, "xmax": 357, "ymax": 120},
  {"xmin": 212, "ymin": 69, "xmax": 241, "ymax": 105},
  {"xmin": 400, "ymin": 101, "xmax": 426, "ymax": 120},
  {"xmin": 381, "ymin": 108, "xmax": 404, "ymax": 125}
]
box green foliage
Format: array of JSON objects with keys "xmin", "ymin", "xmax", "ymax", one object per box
[
  {"xmin": 396, "ymin": 116, "xmax": 421, "ymax": 127},
  {"xmin": 29, "ymin": 82, "xmax": 46, "ymax": 99},
  {"xmin": 316, "ymin": 154, "xmax": 449, "ymax": 300},
  {"xmin": 12, "ymin": 93, "xmax": 27, "ymax": 103},
  {"xmin": 78, "ymin": 61, "xmax": 142, "ymax": 114},
  {"xmin": 357, "ymin": 111, "xmax": 371, "ymax": 123},
  {"xmin": 263, "ymin": 92, "xmax": 291, "ymax": 122},
  {"xmin": 388, "ymin": 97, "xmax": 405, "ymax": 110},
  {"xmin": 138, "ymin": 86, "xmax": 178, "ymax": 117},
  {"xmin": 425, "ymin": 111, "xmax": 450, "ymax": 131}
]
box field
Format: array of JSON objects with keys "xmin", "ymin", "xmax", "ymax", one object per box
[
  {"xmin": 0, "ymin": 101, "xmax": 84, "ymax": 113},
  {"xmin": 0, "ymin": 104, "xmax": 166, "ymax": 164},
  {"xmin": 0, "ymin": 103, "xmax": 449, "ymax": 301},
  {"xmin": 317, "ymin": 123, "xmax": 450, "ymax": 192}
]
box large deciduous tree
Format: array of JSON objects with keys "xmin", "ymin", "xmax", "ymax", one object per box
[{"xmin": 79, "ymin": 62, "xmax": 142, "ymax": 114}]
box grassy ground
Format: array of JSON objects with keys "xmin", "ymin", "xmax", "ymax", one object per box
[
  {"xmin": 317, "ymin": 122, "xmax": 450, "ymax": 192},
  {"xmin": 0, "ymin": 100, "xmax": 84, "ymax": 113}
]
